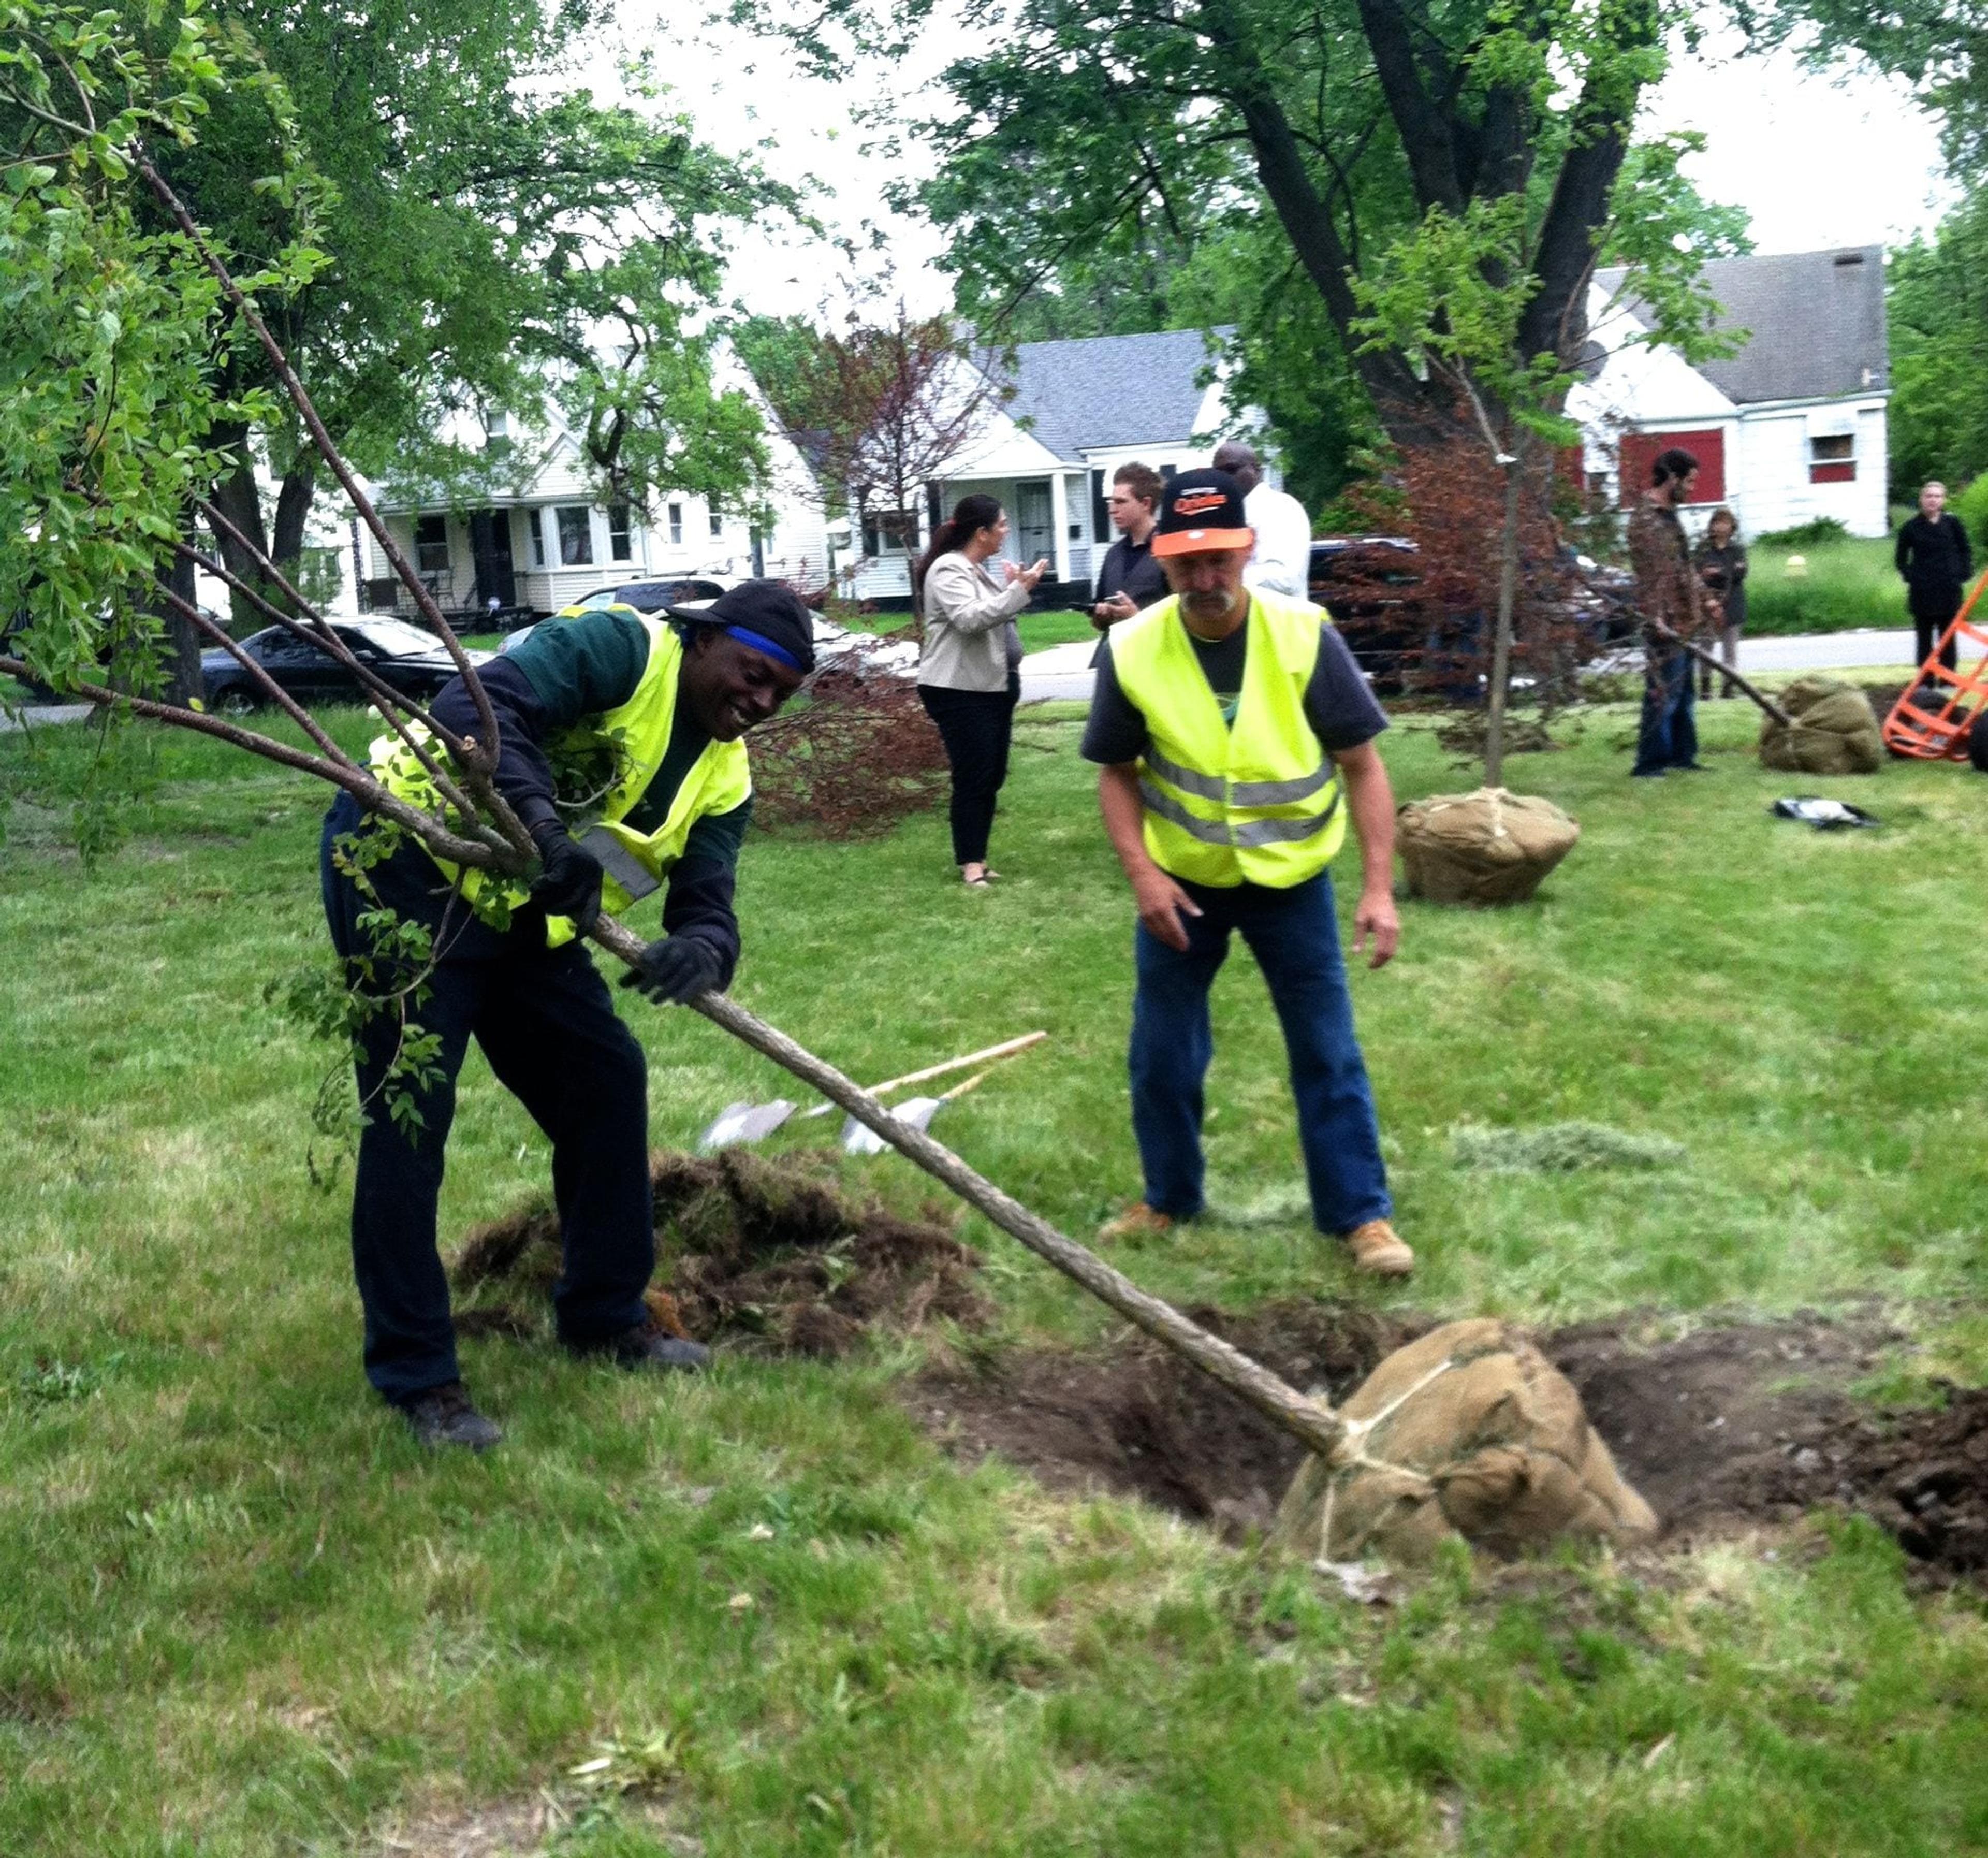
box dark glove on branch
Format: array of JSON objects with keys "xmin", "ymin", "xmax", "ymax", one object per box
[
  {"xmin": 619, "ymin": 933, "xmax": 724, "ymax": 1005},
  {"xmin": 529, "ymin": 824, "xmax": 604, "ymax": 931}
]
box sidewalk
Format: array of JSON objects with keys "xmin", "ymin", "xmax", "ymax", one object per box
[{"xmin": 1018, "ymin": 627, "xmax": 1927, "ymax": 704}]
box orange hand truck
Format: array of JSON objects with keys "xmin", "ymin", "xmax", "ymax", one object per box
[{"xmin": 1882, "ymin": 570, "xmax": 1988, "ymax": 760}]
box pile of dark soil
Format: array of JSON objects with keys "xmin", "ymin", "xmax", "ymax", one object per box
[
  {"xmin": 1549, "ymin": 1315, "xmax": 1988, "ymax": 1576},
  {"xmin": 453, "ymin": 1148, "xmax": 988, "ymax": 1357},
  {"xmin": 912, "ymin": 1303, "xmax": 1988, "ymax": 1577}
]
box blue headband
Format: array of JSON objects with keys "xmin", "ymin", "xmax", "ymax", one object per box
[{"xmin": 724, "ymin": 623, "xmax": 805, "ymax": 673}]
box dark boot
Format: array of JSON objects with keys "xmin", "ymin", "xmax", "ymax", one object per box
[
  {"xmin": 400, "ymin": 1381, "xmax": 503, "ymax": 1451},
  {"xmin": 569, "ymin": 1321, "xmax": 711, "ymax": 1373}
]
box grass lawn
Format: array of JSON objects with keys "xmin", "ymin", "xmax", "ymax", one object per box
[
  {"xmin": 4, "ymin": 693, "xmax": 1988, "ymax": 1853},
  {"xmin": 1744, "ymin": 536, "xmax": 1911, "ymax": 636}
]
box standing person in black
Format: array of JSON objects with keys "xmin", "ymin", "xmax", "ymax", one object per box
[
  {"xmin": 1895, "ymin": 480, "xmax": 1974, "ymax": 672},
  {"xmin": 1692, "ymin": 506, "xmax": 1748, "ymax": 699},
  {"xmin": 1090, "ymin": 463, "xmax": 1169, "ymax": 669}
]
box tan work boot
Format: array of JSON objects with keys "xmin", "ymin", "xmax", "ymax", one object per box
[
  {"xmin": 1346, "ymin": 1218, "xmax": 1415, "ymax": 1278},
  {"xmin": 1097, "ymin": 1203, "xmax": 1175, "ymax": 1245}
]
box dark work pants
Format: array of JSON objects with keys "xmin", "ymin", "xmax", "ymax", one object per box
[
  {"xmin": 1128, "ymin": 872, "xmax": 1391, "ymax": 1238},
  {"xmin": 320, "ymin": 793, "xmax": 653, "ymax": 1404},
  {"xmin": 1632, "ymin": 646, "xmax": 1698, "ymax": 775},
  {"xmin": 919, "ymin": 674, "xmax": 1020, "ymax": 866},
  {"xmin": 1912, "ymin": 589, "xmax": 1962, "ymax": 672}
]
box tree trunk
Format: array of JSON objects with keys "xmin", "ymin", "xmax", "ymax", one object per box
[
  {"xmin": 208, "ymin": 432, "xmax": 274, "ymax": 630},
  {"xmin": 1484, "ymin": 453, "xmax": 1523, "ymax": 788},
  {"xmin": 271, "ymin": 452, "xmax": 318, "ymax": 579},
  {"xmin": 148, "ymin": 519, "xmax": 204, "ymax": 707}
]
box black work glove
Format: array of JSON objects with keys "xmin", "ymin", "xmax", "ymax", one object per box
[
  {"xmin": 619, "ymin": 933, "xmax": 724, "ymax": 1005},
  {"xmin": 529, "ymin": 825, "xmax": 604, "ymax": 931}
]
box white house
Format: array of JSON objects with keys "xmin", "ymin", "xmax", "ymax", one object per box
[
  {"xmin": 842, "ymin": 328, "xmax": 1259, "ymax": 602},
  {"xmin": 353, "ymin": 348, "xmax": 831, "ymax": 618},
  {"xmin": 1570, "ymin": 246, "xmax": 1890, "ymax": 539}
]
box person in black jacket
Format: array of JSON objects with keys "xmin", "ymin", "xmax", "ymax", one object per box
[
  {"xmin": 320, "ymin": 585, "xmax": 813, "ymax": 1449},
  {"xmin": 1895, "ymin": 481, "xmax": 1974, "ymax": 671},
  {"xmin": 1089, "ymin": 462, "xmax": 1168, "ymax": 666}
]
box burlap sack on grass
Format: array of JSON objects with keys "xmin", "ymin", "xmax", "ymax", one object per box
[
  {"xmin": 1270, "ymin": 1319, "xmax": 1658, "ymax": 1564},
  {"xmin": 1397, "ymin": 787, "xmax": 1580, "ymax": 906},
  {"xmin": 1759, "ymin": 676, "xmax": 1882, "ymax": 775}
]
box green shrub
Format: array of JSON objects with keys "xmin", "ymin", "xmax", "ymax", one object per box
[
  {"xmin": 1752, "ymin": 516, "xmax": 1852, "ymax": 548},
  {"xmin": 1950, "ymin": 473, "xmax": 1988, "ymax": 546}
]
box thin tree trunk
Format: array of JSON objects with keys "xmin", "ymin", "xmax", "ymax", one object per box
[
  {"xmin": 209, "ymin": 436, "xmax": 273, "ymax": 629},
  {"xmin": 1484, "ymin": 454, "xmax": 1522, "ymax": 788},
  {"xmin": 152, "ymin": 520, "xmax": 203, "ymax": 707},
  {"xmin": 270, "ymin": 453, "xmax": 317, "ymax": 579}
]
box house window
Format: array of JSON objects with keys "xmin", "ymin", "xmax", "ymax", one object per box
[
  {"xmin": 1808, "ymin": 432, "xmax": 1856, "ymax": 484},
  {"xmin": 556, "ymin": 505, "xmax": 593, "ymax": 566},
  {"xmin": 1091, "ymin": 469, "xmax": 1109, "ymax": 542},
  {"xmin": 668, "ymin": 502, "xmax": 684, "ymax": 545},
  {"xmin": 414, "ymin": 515, "xmax": 449, "ymax": 573},
  {"xmin": 528, "ymin": 509, "xmax": 547, "ymax": 568},
  {"xmin": 709, "ymin": 509, "xmax": 724, "ymax": 540},
  {"xmin": 608, "ymin": 503, "xmax": 634, "ymax": 562},
  {"xmin": 1617, "ymin": 428, "xmax": 1725, "ymax": 506},
  {"xmin": 862, "ymin": 509, "xmax": 919, "ymax": 555}
]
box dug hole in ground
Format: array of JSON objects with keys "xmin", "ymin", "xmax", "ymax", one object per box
[{"xmin": 451, "ymin": 1145, "xmax": 1988, "ymax": 1582}]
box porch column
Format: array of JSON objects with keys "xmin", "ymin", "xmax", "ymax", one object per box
[{"xmin": 1048, "ymin": 472, "xmax": 1071, "ymax": 585}]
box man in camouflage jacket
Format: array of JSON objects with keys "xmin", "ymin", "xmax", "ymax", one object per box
[{"xmin": 1628, "ymin": 448, "xmax": 1718, "ymax": 777}]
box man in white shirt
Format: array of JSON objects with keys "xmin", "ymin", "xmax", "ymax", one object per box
[{"xmin": 1212, "ymin": 439, "xmax": 1311, "ymax": 600}]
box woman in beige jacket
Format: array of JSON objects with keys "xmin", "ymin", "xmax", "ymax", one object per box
[{"xmin": 913, "ymin": 495, "xmax": 1048, "ymax": 886}]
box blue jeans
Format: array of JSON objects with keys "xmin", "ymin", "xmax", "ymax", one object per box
[
  {"xmin": 1128, "ymin": 870, "xmax": 1391, "ymax": 1238},
  {"xmin": 1633, "ymin": 645, "xmax": 1698, "ymax": 774}
]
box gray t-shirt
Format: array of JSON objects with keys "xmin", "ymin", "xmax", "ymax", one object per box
[{"xmin": 1080, "ymin": 613, "xmax": 1388, "ymax": 765}]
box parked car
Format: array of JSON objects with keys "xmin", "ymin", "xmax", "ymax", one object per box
[
  {"xmin": 1308, "ymin": 538, "xmax": 1428, "ymax": 693},
  {"xmin": 201, "ymin": 617, "xmax": 494, "ymax": 714},
  {"xmin": 1309, "ymin": 536, "xmax": 1638, "ymax": 697}
]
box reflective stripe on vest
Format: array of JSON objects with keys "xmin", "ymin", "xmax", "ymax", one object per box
[
  {"xmin": 1108, "ymin": 590, "xmax": 1347, "ymax": 888},
  {"xmin": 370, "ymin": 609, "xmax": 751, "ymax": 945}
]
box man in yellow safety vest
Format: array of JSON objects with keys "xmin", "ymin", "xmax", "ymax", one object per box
[
  {"xmin": 1081, "ymin": 468, "xmax": 1413, "ymax": 1277},
  {"xmin": 320, "ymin": 582, "xmax": 813, "ymax": 1448}
]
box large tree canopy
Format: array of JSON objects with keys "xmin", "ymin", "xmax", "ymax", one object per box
[
  {"xmin": 148, "ymin": 0, "xmax": 788, "ymax": 608},
  {"xmin": 756, "ymin": 0, "xmax": 1720, "ymax": 457}
]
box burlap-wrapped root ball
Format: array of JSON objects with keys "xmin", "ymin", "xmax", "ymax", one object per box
[
  {"xmin": 1758, "ymin": 676, "xmax": 1882, "ymax": 774},
  {"xmin": 1269, "ymin": 1319, "xmax": 1657, "ymax": 1564},
  {"xmin": 1396, "ymin": 788, "xmax": 1580, "ymax": 906}
]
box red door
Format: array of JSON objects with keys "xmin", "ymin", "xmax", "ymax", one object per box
[{"xmin": 1617, "ymin": 429, "xmax": 1726, "ymax": 506}]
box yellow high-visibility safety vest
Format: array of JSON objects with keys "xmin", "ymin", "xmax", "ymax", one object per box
[
  {"xmin": 1108, "ymin": 590, "xmax": 1346, "ymax": 888},
  {"xmin": 371, "ymin": 609, "xmax": 751, "ymax": 947}
]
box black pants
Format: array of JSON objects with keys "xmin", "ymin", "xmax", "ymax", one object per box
[
  {"xmin": 919, "ymin": 675, "xmax": 1020, "ymax": 866},
  {"xmin": 1912, "ymin": 589, "xmax": 1962, "ymax": 672},
  {"xmin": 320, "ymin": 793, "xmax": 653, "ymax": 1404}
]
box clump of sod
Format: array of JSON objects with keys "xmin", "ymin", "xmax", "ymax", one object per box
[
  {"xmin": 1449, "ymin": 1121, "xmax": 1686, "ymax": 1173},
  {"xmin": 452, "ymin": 1148, "xmax": 989, "ymax": 1356}
]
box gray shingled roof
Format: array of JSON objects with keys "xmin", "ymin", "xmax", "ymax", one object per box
[
  {"xmin": 978, "ymin": 327, "xmax": 1231, "ymax": 459},
  {"xmin": 1596, "ymin": 246, "xmax": 1887, "ymax": 405}
]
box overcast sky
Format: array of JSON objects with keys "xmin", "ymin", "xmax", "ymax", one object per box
[{"xmin": 617, "ymin": 14, "xmax": 1952, "ymax": 323}]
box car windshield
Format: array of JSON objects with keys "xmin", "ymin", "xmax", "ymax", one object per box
[{"xmin": 339, "ymin": 619, "xmax": 446, "ymax": 657}]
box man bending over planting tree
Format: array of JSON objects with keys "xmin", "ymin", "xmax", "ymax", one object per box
[{"xmin": 323, "ymin": 584, "xmax": 814, "ymax": 1449}]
